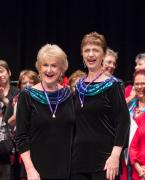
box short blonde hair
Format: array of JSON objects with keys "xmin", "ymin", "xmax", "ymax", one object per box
[
  {"xmin": 81, "ymin": 32, "xmax": 107, "ymax": 54},
  {"xmin": 106, "ymin": 48, "xmax": 118, "ymax": 60},
  {"xmin": 135, "ymin": 53, "xmax": 145, "ymax": 63},
  {"xmin": 35, "ymin": 44, "xmax": 68, "ymax": 74}
]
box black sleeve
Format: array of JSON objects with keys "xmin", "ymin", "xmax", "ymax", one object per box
[
  {"xmin": 7, "ymin": 86, "xmax": 19, "ymax": 101},
  {"xmin": 16, "ymin": 90, "xmax": 32, "ymax": 153},
  {"xmin": 3, "ymin": 99, "xmax": 14, "ymax": 124},
  {"xmin": 110, "ymin": 82, "xmax": 130, "ymax": 147}
]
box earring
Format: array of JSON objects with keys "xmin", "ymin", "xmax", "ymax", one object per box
[
  {"xmin": 83, "ymin": 60, "xmax": 86, "ymax": 68},
  {"xmin": 38, "ymin": 74, "xmax": 41, "ymax": 80},
  {"xmin": 58, "ymin": 72, "xmax": 63, "ymax": 83}
]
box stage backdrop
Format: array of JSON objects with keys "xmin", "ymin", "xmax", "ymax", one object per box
[{"xmin": 0, "ymin": 0, "xmax": 145, "ymax": 83}]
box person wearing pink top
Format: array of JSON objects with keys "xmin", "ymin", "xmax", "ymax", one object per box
[
  {"xmin": 129, "ymin": 70, "xmax": 145, "ymax": 180},
  {"xmin": 125, "ymin": 53, "xmax": 145, "ymax": 103},
  {"xmin": 130, "ymin": 116, "xmax": 145, "ymax": 180}
]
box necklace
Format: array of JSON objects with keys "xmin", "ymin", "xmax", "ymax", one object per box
[
  {"xmin": 41, "ymin": 82, "xmax": 59, "ymax": 118},
  {"xmin": 78, "ymin": 71, "xmax": 104, "ymax": 108},
  {"xmin": 129, "ymin": 98, "xmax": 145, "ymax": 118},
  {"xmin": 135, "ymin": 104, "xmax": 145, "ymax": 117},
  {"xmin": 26, "ymin": 86, "xmax": 71, "ymax": 104}
]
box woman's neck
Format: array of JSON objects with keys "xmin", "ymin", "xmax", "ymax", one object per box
[
  {"xmin": 138, "ymin": 97, "xmax": 145, "ymax": 108},
  {"xmin": 41, "ymin": 81, "xmax": 58, "ymax": 92},
  {"xmin": 0, "ymin": 83, "xmax": 10, "ymax": 95},
  {"xmin": 87, "ymin": 69, "xmax": 103, "ymax": 82}
]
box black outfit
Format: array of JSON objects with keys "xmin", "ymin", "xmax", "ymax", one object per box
[
  {"xmin": 3, "ymin": 94, "xmax": 18, "ymax": 125},
  {"xmin": 71, "ymin": 80, "xmax": 130, "ymax": 179},
  {"xmin": 0, "ymin": 85, "xmax": 19, "ymax": 180},
  {"xmin": 16, "ymin": 87, "xmax": 75, "ymax": 179},
  {"xmin": 0, "ymin": 86, "xmax": 19, "ymax": 118},
  {"xmin": 71, "ymin": 172, "xmax": 119, "ymax": 180},
  {"xmin": 3, "ymin": 94, "xmax": 21, "ymax": 180}
]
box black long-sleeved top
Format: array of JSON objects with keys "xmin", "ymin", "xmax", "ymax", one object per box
[
  {"xmin": 16, "ymin": 87, "xmax": 75, "ymax": 179},
  {"xmin": 1, "ymin": 85, "xmax": 19, "ymax": 117},
  {"xmin": 72, "ymin": 81, "xmax": 130, "ymax": 173},
  {"xmin": 0, "ymin": 85, "xmax": 19, "ymax": 162}
]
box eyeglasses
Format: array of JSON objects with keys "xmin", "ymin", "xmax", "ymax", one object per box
[{"xmin": 134, "ymin": 82, "xmax": 145, "ymax": 87}]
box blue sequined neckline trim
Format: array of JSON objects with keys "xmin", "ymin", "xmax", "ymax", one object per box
[
  {"xmin": 24, "ymin": 86, "xmax": 72, "ymax": 104},
  {"xmin": 76, "ymin": 76, "xmax": 118, "ymax": 96}
]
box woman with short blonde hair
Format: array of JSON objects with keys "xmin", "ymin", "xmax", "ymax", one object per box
[
  {"xmin": 16, "ymin": 44, "xmax": 75, "ymax": 180},
  {"xmin": 36, "ymin": 44, "xmax": 68, "ymax": 75}
]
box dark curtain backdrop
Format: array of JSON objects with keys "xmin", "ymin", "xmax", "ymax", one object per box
[{"xmin": 0, "ymin": 0, "xmax": 145, "ymax": 83}]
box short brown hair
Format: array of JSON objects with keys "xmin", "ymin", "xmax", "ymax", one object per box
[
  {"xmin": 18, "ymin": 69, "xmax": 39, "ymax": 88},
  {"xmin": 69, "ymin": 70, "xmax": 86, "ymax": 86},
  {"xmin": 0, "ymin": 59, "xmax": 10, "ymax": 73},
  {"xmin": 81, "ymin": 32, "xmax": 107, "ymax": 53},
  {"xmin": 133, "ymin": 69, "xmax": 145, "ymax": 81}
]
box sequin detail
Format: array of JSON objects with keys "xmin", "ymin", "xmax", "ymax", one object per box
[
  {"xmin": 24, "ymin": 86, "xmax": 71, "ymax": 104},
  {"xmin": 76, "ymin": 76, "xmax": 118, "ymax": 96},
  {"xmin": 76, "ymin": 76, "xmax": 119, "ymax": 107}
]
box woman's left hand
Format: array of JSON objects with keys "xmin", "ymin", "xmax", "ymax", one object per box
[
  {"xmin": 104, "ymin": 154, "xmax": 119, "ymax": 180},
  {"xmin": 0, "ymin": 87, "xmax": 5, "ymax": 100}
]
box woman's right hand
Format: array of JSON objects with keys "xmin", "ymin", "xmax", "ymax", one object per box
[
  {"xmin": 126, "ymin": 86, "xmax": 136, "ymax": 104},
  {"xmin": 26, "ymin": 167, "xmax": 40, "ymax": 180},
  {"xmin": 135, "ymin": 163, "xmax": 145, "ymax": 179},
  {"xmin": 21, "ymin": 151, "xmax": 41, "ymax": 180},
  {"xmin": 139, "ymin": 166, "xmax": 145, "ymax": 179}
]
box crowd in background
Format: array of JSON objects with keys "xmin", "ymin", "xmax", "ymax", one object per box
[{"xmin": 0, "ymin": 31, "xmax": 145, "ymax": 180}]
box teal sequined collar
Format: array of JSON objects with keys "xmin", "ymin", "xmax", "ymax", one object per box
[
  {"xmin": 76, "ymin": 76, "xmax": 118, "ymax": 96},
  {"xmin": 76, "ymin": 76, "xmax": 118, "ymax": 108},
  {"xmin": 24, "ymin": 86, "xmax": 71, "ymax": 104}
]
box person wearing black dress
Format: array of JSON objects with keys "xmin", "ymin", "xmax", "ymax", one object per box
[
  {"xmin": 71, "ymin": 32, "xmax": 130, "ymax": 180},
  {"xmin": 16, "ymin": 44, "xmax": 75, "ymax": 180},
  {"xmin": 0, "ymin": 59, "xmax": 19, "ymax": 180}
]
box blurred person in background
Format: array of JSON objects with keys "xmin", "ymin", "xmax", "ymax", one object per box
[
  {"xmin": 0, "ymin": 59, "xmax": 19, "ymax": 180},
  {"xmin": 129, "ymin": 70, "xmax": 145, "ymax": 180},
  {"xmin": 69, "ymin": 70, "xmax": 86, "ymax": 93},
  {"xmin": 3, "ymin": 69, "xmax": 39, "ymax": 180},
  {"xmin": 102, "ymin": 48, "xmax": 118, "ymax": 76},
  {"xmin": 125, "ymin": 53, "xmax": 145, "ymax": 103}
]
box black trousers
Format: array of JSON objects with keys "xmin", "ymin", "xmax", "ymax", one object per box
[{"xmin": 71, "ymin": 172, "xmax": 120, "ymax": 180}]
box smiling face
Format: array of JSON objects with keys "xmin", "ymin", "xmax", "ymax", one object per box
[
  {"xmin": 82, "ymin": 44, "xmax": 105, "ymax": 72},
  {"xmin": 103, "ymin": 54, "xmax": 116, "ymax": 75},
  {"xmin": 36, "ymin": 44, "xmax": 68, "ymax": 89},
  {"xmin": 0, "ymin": 66, "xmax": 10, "ymax": 86},
  {"xmin": 135, "ymin": 59, "xmax": 145, "ymax": 71},
  {"xmin": 134, "ymin": 74, "xmax": 145, "ymax": 99},
  {"xmin": 20, "ymin": 76, "xmax": 36, "ymax": 89},
  {"xmin": 39, "ymin": 57, "xmax": 62, "ymax": 87}
]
